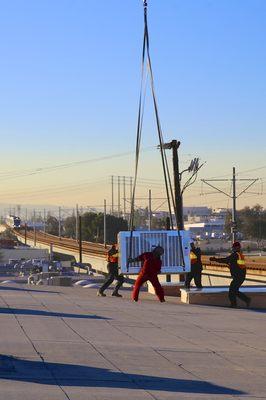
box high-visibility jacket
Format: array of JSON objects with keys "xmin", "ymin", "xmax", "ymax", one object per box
[
  {"xmin": 190, "ymin": 251, "xmax": 198, "ymax": 265},
  {"xmin": 107, "ymin": 251, "xmax": 119, "ymax": 263},
  {"xmin": 236, "ymin": 252, "xmax": 246, "ymax": 269}
]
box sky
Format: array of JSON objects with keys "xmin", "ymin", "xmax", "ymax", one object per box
[{"xmin": 0, "ymin": 0, "xmax": 266, "ymax": 215}]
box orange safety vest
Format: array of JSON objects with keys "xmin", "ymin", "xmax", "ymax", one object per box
[
  {"xmin": 190, "ymin": 251, "xmax": 198, "ymax": 265},
  {"xmin": 236, "ymin": 252, "xmax": 246, "ymax": 269}
]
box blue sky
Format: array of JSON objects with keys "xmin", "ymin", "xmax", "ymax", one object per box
[{"xmin": 0, "ymin": 0, "xmax": 265, "ymax": 210}]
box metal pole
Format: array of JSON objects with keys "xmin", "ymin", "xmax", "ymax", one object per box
[
  {"xmin": 232, "ymin": 167, "xmax": 237, "ymax": 243},
  {"xmin": 24, "ymin": 223, "xmax": 27, "ymax": 245},
  {"xmin": 172, "ymin": 140, "xmax": 184, "ymax": 230},
  {"xmin": 111, "ymin": 176, "xmax": 114, "ymax": 215},
  {"xmin": 43, "ymin": 209, "xmax": 46, "ymax": 233},
  {"xmin": 104, "ymin": 199, "xmax": 107, "ymax": 248},
  {"xmin": 79, "ymin": 215, "xmax": 82, "ymax": 264},
  {"xmin": 123, "ymin": 176, "xmax": 126, "ymax": 218},
  {"xmin": 148, "ymin": 189, "xmax": 152, "ymax": 230},
  {"xmin": 50, "ymin": 243, "xmax": 53, "ymax": 261},
  {"xmin": 58, "ymin": 206, "xmax": 61, "ymax": 239},
  {"xmin": 118, "ymin": 176, "xmax": 121, "ymax": 216},
  {"xmin": 33, "ymin": 210, "xmax": 36, "ymax": 247},
  {"xmin": 76, "ymin": 204, "xmax": 79, "ymax": 241},
  {"xmin": 130, "ymin": 176, "xmax": 133, "ymax": 204}
]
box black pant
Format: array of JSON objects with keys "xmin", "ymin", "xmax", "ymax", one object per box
[
  {"xmin": 185, "ymin": 265, "xmax": 202, "ymax": 288},
  {"xmin": 229, "ymin": 270, "xmax": 250, "ymax": 306},
  {"xmin": 99, "ymin": 263, "xmax": 124, "ymax": 294}
]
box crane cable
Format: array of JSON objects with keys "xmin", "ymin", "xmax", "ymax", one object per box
[{"xmin": 128, "ymin": 0, "xmax": 177, "ymax": 270}]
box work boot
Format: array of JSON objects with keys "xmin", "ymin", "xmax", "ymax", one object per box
[
  {"xmin": 97, "ymin": 291, "xmax": 106, "ymax": 297},
  {"xmin": 112, "ymin": 292, "xmax": 122, "ymax": 297}
]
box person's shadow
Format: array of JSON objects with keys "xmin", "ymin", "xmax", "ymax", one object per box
[
  {"xmin": 0, "ymin": 355, "xmax": 245, "ymax": 395},
  {"xmin": 0, "ymin": 308, "xmax": 109, "ymax": 320},
  {"xmin": 0, "ymin": 286, "xmax": 59, "ymax": 293}
]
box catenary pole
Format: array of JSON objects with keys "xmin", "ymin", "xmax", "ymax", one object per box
[
  {"xmin": 76, "ymin": 204, "xmax": 79, "ymax": 241},
  {"xmin": 104, "ymin": 199, "xmax": 107, "ymax": 248},
  {"xmin": 79, "ymin": 215, "xmax": 82, "ymax": 264},
  {"xmin": 148, "ymin": 189, "xmax": 152, "ymax": 230},
  {"xmin": 58, "ymin": 206, "xmax": 61, "ymax": 239},
  {"xmin": 232, "ymin": 167, "xmax": 237, "ymax": 243},
  {"xmin": 111, "ymin": 175, "xmax": 114, "ymax": 215}
]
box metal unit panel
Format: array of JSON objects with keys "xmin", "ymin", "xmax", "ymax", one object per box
[{"xmin": 118, "ymin": 230, "xmax": 191, "ymax": 274}]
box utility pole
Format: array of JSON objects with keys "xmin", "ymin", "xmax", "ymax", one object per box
[
  {"xmin": 162, "ymin": 140, "xmax": 184, "ymax": 230},
  {"xmin": 33, "ymin": 210, "xmax": 36, "ymax": 247},
  {"xmin": 118, "ymin": 176, "xmax": 121, "ymax": 216},
  {"xmin": 202, "ymin": 167, "xmax": 258, "ymax": 243},
  {"xmin": 232, "ymin": 167, "xmax": 237, "ymax": 242},
  {"xmin": 130, "ymin": 176, "xmax": 133, "ymax": 205},
  {"xmin": 43, "ymin": 209, "xmax": 46, "ymax": 233},
  {"xmin": 104, "ymin": 199, "xmax": 107, "ymax": 248},
  {"xmin": 172, "ymin": 140, "xmax": 184, "ymax": 230},
  {"xmin": 50, "ymin": 243, "xmax": 53, "ymax": 261},
  {"xmin": 123, "ymin": 176, "xmax": 126, "ymax": 218},
  {"xmin": 76, "ymin": 204, "xmax": 79, "ymax": 241},
  {"xmin": 111, "ymin": 175, "xmax": 114, "ymax": 215},
  {"xmin": 78, "ymin": 215, "xmax": 82, "ymax": 264},
  {"xmin": 24, "ymin": 223, "xmax": 27, "ymax": 245},
  {"xmin": 148, "ymin": 189, "xmax": 152, "ymax": 230},
  {"xmin": 58, "ymin": 206, "xmax": 61, "ymax": 239}
]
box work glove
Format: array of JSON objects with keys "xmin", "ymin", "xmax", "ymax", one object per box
[{"xmin": 128, "ymin": 257, "xmax": 134, "ymax": 263}]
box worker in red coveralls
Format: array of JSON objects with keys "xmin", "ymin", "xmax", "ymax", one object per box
[{"xmin": 128, "ymin": 245, "xmax": 165, "ymax": 302}]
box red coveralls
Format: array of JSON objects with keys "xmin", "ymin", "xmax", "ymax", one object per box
[{"xmin": 132, "ymin": 252, "xmax": 165, "ymax": 302}]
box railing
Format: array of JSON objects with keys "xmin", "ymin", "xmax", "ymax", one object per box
[{"xmin": 13, "ymin": 229, "xmax": 266, "ymax": 274}]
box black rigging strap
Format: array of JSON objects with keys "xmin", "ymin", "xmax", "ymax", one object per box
[{"xmin": 128, "ymin": 0, "xmax": 185, "ymax": 271}]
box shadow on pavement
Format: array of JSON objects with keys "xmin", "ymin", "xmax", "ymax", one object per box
[
  {"xmin": 0, "ymin": 308, "xmax": 110, "ymax": 320},
  {"xmin": 0, "ymin": 286, "xmax": 59, "ymax": 294},
  {"xmin": 0, "ymin": 356, "xmax": 245, "ymax": 395}
]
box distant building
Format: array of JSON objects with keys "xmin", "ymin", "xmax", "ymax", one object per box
[
  {"xmin": 183, "ymin": 207, "xmax": 228, "ymax": 239},
  {"xmin": 183, "ymin": 206, "xmax": 212, "ymax": 219},
  {"xmin": 185, "ymin": 220, "xmax": 226, "ymax": 239}
]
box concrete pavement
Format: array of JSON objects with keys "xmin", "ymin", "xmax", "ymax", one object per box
[{"xmin": 0, "ymin": 282, "xmax": 265, "ymax": 399}]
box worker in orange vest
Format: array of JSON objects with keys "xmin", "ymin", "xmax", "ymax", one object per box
[
  {"xmin": 185, "ymin": 241, "xmax": 203, "ymax": 289},
  {"xmin": 97, "ymin": 244, "xmax": 124, "ymax": 297},
  {"xmin": 210, "ymin": 241, "xmax": 251, "ymax": 308}
]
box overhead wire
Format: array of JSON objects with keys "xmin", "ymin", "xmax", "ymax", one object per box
[{"xmin": 0, "ymin": 147, "xmax": 155, "ymax": 182}]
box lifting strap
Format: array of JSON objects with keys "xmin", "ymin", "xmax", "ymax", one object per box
[{"xmin": 128, "ymin": 0, "xmax": 185, "ymax": 271}]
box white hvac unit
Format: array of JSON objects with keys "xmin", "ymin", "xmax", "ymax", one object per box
[{"xmin": 118, "ymin": 230, "xmax": 191, "ymax": 274}]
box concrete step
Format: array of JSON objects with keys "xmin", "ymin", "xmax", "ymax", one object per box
[
  {"xmin": 148, "ymin": 282, "xmax": 185, "ymax": 297},
  {"xmin": 180, "ymin": 286, "xmax": 266, "ymax": 309}
]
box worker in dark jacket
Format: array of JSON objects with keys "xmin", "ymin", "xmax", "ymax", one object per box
[
  {"xmin": 128, "ymin": 245, "xmax": 165, "ymax": 302},
  {"xmin": 97, "ymin": 244, "xmax": 124, "ymax": 297},
  {"xmin": 210, "ymin": 241, "xmax": 251, "ymax": 308},
  {"xmin": 185, "ymin": 241, "xmax": 203, "ymax": 289}
]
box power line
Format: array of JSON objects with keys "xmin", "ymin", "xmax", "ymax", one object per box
[{"xmin": 0, "ymin": 147, "xmax": 156, "ymax": 182}]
